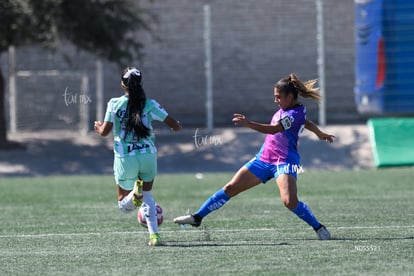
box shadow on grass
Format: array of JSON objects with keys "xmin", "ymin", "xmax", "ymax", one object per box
[
  {"xmin": 163, "ymin": 235, "xmax": 414, "ymax": 247},
  {"xmin": 330, "ymin": 236, "xmax": 414, "ymax": 241},
  {"xmin": 163, "ymin": 241, "xmax": 290, "ymax": 247}
]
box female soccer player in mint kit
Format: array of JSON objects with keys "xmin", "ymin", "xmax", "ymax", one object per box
[
  {"xmin": 95, "ymin": 67, "xmax": 181, "ymax": 246},
  {"xmin": 174, "ymin": 73, "xmax": 334, "ymax": 240}
]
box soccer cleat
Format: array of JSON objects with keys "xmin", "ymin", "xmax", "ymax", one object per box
[
  {"xmin": 315, "ymin": 224, "xmax": 331, "ymax": 240},
  {"xmin": 173, "ymin": 214, "xmax": 202, "ymax": 227},
  {"xmin": 148, "ymin": 233, "xmax": 163, "ymax": 246},
  {"xmin": 132, "ymin": 179, "xmax": 143, "ymax": 207}
]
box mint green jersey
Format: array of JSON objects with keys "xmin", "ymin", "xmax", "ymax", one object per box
[{"xmin": 104, "ymin": 95, "xmax": 168, "ymax": 157}]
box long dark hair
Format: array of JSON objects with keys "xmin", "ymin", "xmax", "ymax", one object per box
[
  {"xmin": 275, "ymin": 73, "xmax": 320, "ymax": 102},
  {"xmin": 121, "ymin": 67, "xmax": 150, "ymax": 140}
]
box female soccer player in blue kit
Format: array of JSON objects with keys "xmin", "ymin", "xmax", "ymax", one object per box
[
  {"xmin": 95, "ymin": 67, "xmax": 181, "ymax": 246},
  {"xmin": 174, "ymin": 73, "xmax": 334, "ymax": 240}
]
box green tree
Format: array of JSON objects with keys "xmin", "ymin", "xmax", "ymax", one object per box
[{"xmin": 0, "ymin": 0, "xmax": 152, "ymax": 149}]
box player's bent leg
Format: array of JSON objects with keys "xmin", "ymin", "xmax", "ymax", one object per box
[
  {"xmin": 276, "ymin": 174, "xmax": 299, "ymax": 210},
  {"xmin": 173, "ymin": 188, "xmax": 227, "ymax": 226},
  {"xmin": 132, "ymin": 179, "xmax": 143, "ymax": 207},
  {"xmin": 291, "ymin": 201, "xmax": 321, "ymax": 230},
  {"xmin": 116, "ymin": 184, "xmax": 131, "ymax": 201},
  {"xmin": 174, "ymin": 167, "xmax": 261, "ymax": 227},
  {"xmin": 223, "ymin": 166, "xmax": 262, "ymax": 197},
  {"xmin": 140, "ymin": 179, "xmax": 163, "ymax": 245},
  {"xmin": 116, "ymin": 184, "xmax": 136, "ymax": 213},
  {"xmin": 142, "ymin": 189, "xmax": 158, "ymax": 234},
  {"xmin": 118, "ymin": 193, "xmax": 136, "ymax": 213},
  {"xmin": 276, "ymin": 174, "xmax": 331, "ymax": 240}
]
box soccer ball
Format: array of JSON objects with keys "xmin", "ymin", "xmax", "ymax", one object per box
[{"xmin": 137, "ymin": 203, "xmax": 164, "ymax": 228}]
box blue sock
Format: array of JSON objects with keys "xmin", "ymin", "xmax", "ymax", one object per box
[
  {"xmin": 195, "ymin": 188, "xmax": 230, "ymax": 218},
  {"xmin": 292, "ymin": 201, "xmax": 321, "ymax": 229}
]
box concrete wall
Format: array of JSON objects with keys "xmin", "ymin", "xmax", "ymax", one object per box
[{"xmin": 1, "ymin": 0, "xmax": 358, "ymax": 132}]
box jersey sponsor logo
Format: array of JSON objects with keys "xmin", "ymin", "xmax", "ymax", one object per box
[
  {"xmin": 280, "ymin": 116, "xmax": 293, "ymax": 130},
  {"xmin": 127, "ymin": 143, "xmax": 150, "ymax": 153}
]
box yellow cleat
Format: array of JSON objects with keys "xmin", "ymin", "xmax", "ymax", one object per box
[
  {"xmin": 148, "ymin": 233, "xmax": 163, "ymax": 246},
  {"xmin": 132, "ymin": 179, "xmax": 143, "ymax": 207}
]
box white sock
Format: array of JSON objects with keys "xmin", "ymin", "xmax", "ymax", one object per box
[
  {"xmin": 118, "ymin": 191, "xmax": 136, "ymax": 213},
  {"xmin": 142, "ymin": 191, "xmax": 158, "ymax": 234}
]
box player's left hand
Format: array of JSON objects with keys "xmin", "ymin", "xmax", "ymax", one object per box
[
  {"xmin": 232, "ymin": 113, "xmax": 248, "ymax": 126},
  {"xmin": 94, "ymin": 121, "xmax": 103, "ymax": 132},
  {"xmin": 319, "ymin": 132, "xmax": 335, "ymax": 143}
]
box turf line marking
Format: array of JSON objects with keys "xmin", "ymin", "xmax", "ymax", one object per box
[{"xmin": 1, "ymin": 225, "xmax": 413, "ymax": 239}]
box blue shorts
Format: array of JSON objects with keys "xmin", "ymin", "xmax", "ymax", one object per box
[{"xmin": 245, "ymin": 158, "xmax": 300, "ymax": 183}]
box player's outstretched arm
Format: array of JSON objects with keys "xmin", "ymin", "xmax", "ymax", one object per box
[
  {"xmin": 305, "ymin": 119, "xmax": 335, "ymax": 143},
  {"xmin": 232, "ymin": 113, "xmax": 284, "ymax": 134}
]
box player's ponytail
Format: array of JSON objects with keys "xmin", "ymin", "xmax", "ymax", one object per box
[
  {"xmin": 122, "ymin": 67, "xmax": 150, "ymax": 140},
  {"xmin": 276, "ymin": 73, "xmax": 320, "ymax": 102}
]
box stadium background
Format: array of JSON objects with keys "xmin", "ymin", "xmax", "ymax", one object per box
[{"xmin": 0, "ymin": 0, "xmax": 356, "ymax": 133}]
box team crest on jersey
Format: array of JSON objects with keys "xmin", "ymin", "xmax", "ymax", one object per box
[
  {"xmin": 280, "ymin": 116, "xmax": 294, "ymax": 130},
  {"xmin": 116, "ymin": 108, "xmax": 127, "ymax": 118}
]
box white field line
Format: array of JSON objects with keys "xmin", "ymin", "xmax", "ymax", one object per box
[{"xmin": 0, "ymin": 225, "xmax": 413, "ymax": 239}]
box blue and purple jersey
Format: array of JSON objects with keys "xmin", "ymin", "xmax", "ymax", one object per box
[{"xmin": 256, "ymin": 104, "xmax": 306, "ymax": 165}]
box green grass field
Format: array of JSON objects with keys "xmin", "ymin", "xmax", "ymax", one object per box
[{"xmin": 1, "ymin": 168, "xmax": 413, "ymax": 275}]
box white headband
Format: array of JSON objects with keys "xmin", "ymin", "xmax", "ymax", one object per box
[{"xmin": 123, "ymin": 68, "xmax": 141, "ymax": 79}]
